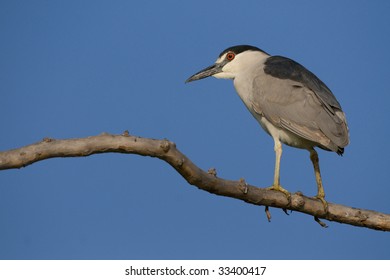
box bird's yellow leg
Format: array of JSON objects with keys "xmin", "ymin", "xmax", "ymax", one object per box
[
  {"xmin": 310, "ymin": 149, "xmax": 328, "ymax": 212},
  {"xmin": 267, "ymin": 141, "xmax": 291, "ymax": 200}
]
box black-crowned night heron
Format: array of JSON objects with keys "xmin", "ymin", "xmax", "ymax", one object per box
[{"xmin": 186, "ymin": 45, "xmax": 349, "ymax": 210}]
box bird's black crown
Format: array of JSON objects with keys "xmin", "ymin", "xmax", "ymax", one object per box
[{"xmin": 219, "ymin": 45, "xmax": 269, "ymax": 57}]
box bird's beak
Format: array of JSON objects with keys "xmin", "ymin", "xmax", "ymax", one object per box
[{"xmin": 185, "ymin": 63, "xmax": 223, "ymax": 83}]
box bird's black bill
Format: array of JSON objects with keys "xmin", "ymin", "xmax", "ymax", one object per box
[{"xmin": 185, "ymin": 63, "xmax": 222, "ymax": 83}]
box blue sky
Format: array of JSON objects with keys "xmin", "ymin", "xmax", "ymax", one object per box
[{"xmin": 1, "ymin": 1, "xmax": 389, "ymax": 259}]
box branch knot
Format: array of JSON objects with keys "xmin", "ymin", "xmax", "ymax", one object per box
[{"xmin": 160, "ymin": 139, "xmax": 171, "ymax": 153}]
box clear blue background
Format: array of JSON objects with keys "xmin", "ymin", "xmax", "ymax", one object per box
[{"xmin": 1, "ymin": 1, "xmax": 389, "ymax": 259}]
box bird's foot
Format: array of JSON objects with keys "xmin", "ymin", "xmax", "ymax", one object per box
[
  {"xmin": 267, "ymin": 184, "xmax": 291, "ymax": 204},
  {"xmin": 314, "ymin": 194, "xmax": 328, "ymax": 213}
]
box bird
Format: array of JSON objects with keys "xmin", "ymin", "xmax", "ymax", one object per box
[{"xmin": 185, "ymin": 45, "xmax": 349, "ymax": 210}]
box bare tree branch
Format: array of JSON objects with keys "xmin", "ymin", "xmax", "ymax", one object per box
[{"xmin": 1, "ymin": 132, "xmax": 389, "ymax": 231}]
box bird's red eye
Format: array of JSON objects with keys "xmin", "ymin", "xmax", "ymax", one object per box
[{"xmin": 226, "ymin": 52, "xmax": 235, "ymax": 61}]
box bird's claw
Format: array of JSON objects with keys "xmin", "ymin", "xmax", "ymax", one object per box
[
  {"xmin": 267, "ymin": 184, "xmax": 291, "ymax": 204},
  {"xmin": 314, "ymin": 195, "xmax": 329, "ymax": 214}
]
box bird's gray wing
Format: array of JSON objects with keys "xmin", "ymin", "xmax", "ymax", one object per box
[
  {"xmin": 264, "ymin": 56, "xmax": 342, "ymax": 115},
  {"xmin": 251, "ymin": 56, "xmax": 349, "ymax": 151}
]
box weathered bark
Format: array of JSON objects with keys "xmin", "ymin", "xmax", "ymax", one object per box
[{"xmin": 1, "ymin": 132, "xmax": 389, "ymax": 231}]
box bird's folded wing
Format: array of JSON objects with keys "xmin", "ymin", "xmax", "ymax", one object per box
[{"xmin": 251, "ymin": 75, "xmax": 348, "ymax": 150}]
